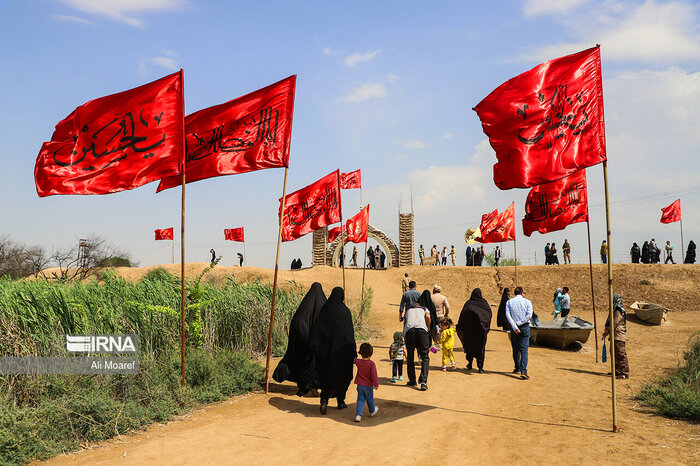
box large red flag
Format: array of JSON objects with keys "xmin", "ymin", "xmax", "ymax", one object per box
[
  {"xmin": 660, "ymin": 199, "xmax": 681, "ymax": 224},
  {"xmin": 346, "ymin": 205, "xmax": 369, "ymax": 243},
  {"xmin": 340, "ymin": 169, "xmax": 361, "ymax": 189},
  {"xmin": 522, "ymin": 169, "xmax": 588, "ymax": 237},
  {"xmin": 35, "ymin": 71, "xmax": 184, "ymax": 197},
  {"xmin": 474, "ymin": 46, "xmax": 606, "ymax": 190},
  {"xmin": 155, "ymin": 228, "xmax": 174, "ymax": 240},
  {"xmin": 328, "ymin": 226, "xmax": 343, "ymax": 243},
  {"xmin": 280, "ymin": 170, "xmax": 342, "ymax": 242},
  {"xmin": 224, "ymin": 227, "xmax": 245, "ymax": 242},
  {"xmin": 157, "ymin": 75, "xmax": 296, "ymax": 191},
  {"xmin": 479, "ymin": 203, "xmax": 516, "ymax": 243}
]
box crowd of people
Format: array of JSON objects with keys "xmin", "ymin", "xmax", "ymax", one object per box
[{"xmin": 630, "ymin": 239, "xmax": 696, "ymax": 264}]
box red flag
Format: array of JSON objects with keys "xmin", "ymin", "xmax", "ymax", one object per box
[
  {"xmin": 155, "ymin": 228, "xmax": 174, "ymax": 240},
  {"xmin": 346, "ymin": 205, "xmax": 369, "ymax": 243},
  {"xmin": 280, "ymin": 170, "xmax": 342, "ymax": 242},
  {"xmin": 340, "ymin": 169, "xmax": 361, "ymax": 189},
  {"xmin": 522, "ymin": 170, "xmax": 588, "ymax": 237},
  {"xmin": 660, "ymin": 199, "xmax": 681, "ymax": 224},
  {"xmin": 478, "ymin": 203, "xmax": 516, "ymax": 243},
  {"xmin": 224, "ymin": 227, "xmax": 245, "ymax": 242},
  {"xmin": 157, "ymin": 75, "xmax": 296, "ymax": 191},
  {"xmin": 328, "ymin": 226, "xmax": 343, "ymax": 243},
  {"xmin": 35, "ymin": 71, "xmax": 184, "ymax": 197},
  {"xmin": 474, "ymin": 46, "xmax": 606, "ymax": 190}
]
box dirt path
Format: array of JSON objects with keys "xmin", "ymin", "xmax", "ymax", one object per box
[{"xmin": 47, "ymin": 265, "xmax": 700, "ymax": 464}]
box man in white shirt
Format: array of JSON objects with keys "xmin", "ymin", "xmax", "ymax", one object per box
[
  {"xmin": 505, "ymin": 286, "xmax": 534, "ymax": 380},
  {"xmin": 403, "ymin": 303, "xmax": 431, "ymax": 391}
]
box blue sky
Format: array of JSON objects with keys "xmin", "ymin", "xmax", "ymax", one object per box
[{"xmin": 1, "ymin": 0, "xmax": 699, "ymax": 268}]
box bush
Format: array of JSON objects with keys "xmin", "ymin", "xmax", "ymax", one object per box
[{"xmin": 635, "ymin": 331, "xmax": 700, "ymax": 422}]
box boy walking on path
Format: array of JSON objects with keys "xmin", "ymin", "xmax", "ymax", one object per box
[{"xmin": 354, "ymin": 343, "xmax": 379, "ymax": 422}]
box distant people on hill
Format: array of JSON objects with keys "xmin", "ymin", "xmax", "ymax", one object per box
[
  {"xmin": 367, "ymin": 248, "xmax": 375, "ymax": 268},
  {"xmin": 374, "ymin": 246, "xmax": 381, "ymax": 269},
  {"xmin": 238, "ymin": 253, "xmax": 244, "ymax": 266},
  {"xmin": 210, "ymin": 249, "xmax": 216, "ymax": 264},
  {"xmin": 649, "ymin": 238, "xmax": 660, "ymax": 263},
  {"xmin": 494, "ymin": 246, "xmax": 501, "ymax": 267},
  {"xmin": 478, "ymin": 246, "xmax": 485, "ymax": 266},
  {"xmin": 562, "ymin": 239, "xmax": 571, "ymax": 264},
  {"xmin": 457, "ymin": 288, "xmax": 492, "ymax": 373},
  {"xmin": 544, "ymin": 243, "xmax": 551, "ymax": 265},
  {"xmin": 291, "ymin": 258, "xmax": 302, "ymax": 270},
  {"xmin": 685, "ymin": 240, "xmax": 696, "ymax": 264},
  {"xmin": 600, "ymin": 240, "xmax": 608, "ymax": 264},
  {"xmin": 418, "ymin": 244, "xmax": 425, "ymax": 264},
  {"xmin": 665, "ymin": 241, "xmax": 675, "ymax": 264},
  {"xmin": 431, "ymin": 245, "xmax": 438, "ymax": 265},
  {"xmin": 402, "ymin": 273, "xmax": 411, "ymax": 293},
  {"xmin": 603, "ymin": 293, "xmax": 629, "ymax": 379},
  {"xmin": 379, "ymin": 248, "xmax": 386, "ymax": 268},
  {"xmin": 450, "ymin": 245, "xmax": 456, "ymax": 266},
  {"xmin": 630, "ymin": 243, "xmax": 641, "ymax": 263},
  {"xmin": 641, "ymin": 241, "xmax": 650, "ymax": 264},
  {"xmin": 338, "ymin": 250, "xmax": 344, "ymax": 267},
  {"xmin": 550, "ymin": 242, "xmax": 559, "ymax": 265},
  {"xmin": 352, "ymin": 246, "xmax": 358, "ymax": 267},
  {"xmin": 441, "ymin": 246, "xmax": 448, "ymax": 265},
  {"xmin": 466, "ymin": 246, "xmax": 472, "ymax": 266}
]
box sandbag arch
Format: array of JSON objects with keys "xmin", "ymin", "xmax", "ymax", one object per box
[{"xmin": 329, "ymin": 225, "xmax": 400, "ymax": 268}]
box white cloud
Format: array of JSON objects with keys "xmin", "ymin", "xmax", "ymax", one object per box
[
  {"xmin": 149, "ymin": 56, "xmax": 178, "ymax": 70},
  {"xmin": 345, "ymin": 50, "xmax": 381, "ymax": 67},
  {"xmin": 137, "ymin": 52, "xmax": 180, "ymax": 77},
  {"xmin": 442, "ymin": 133, "xmax": 454, "ymax": 139},
  {"xmin": 341, "ymin": 82, "xmax": 387, "ymax": 103},
  {"xmin": 323, "ymin": 47, "xmax": 340, "ymax": 56},
  {"xmin": 399, "ymin": 140, "xmax": 428, "ymax": 149},
  {"xmin": 522, "ymin": 1, "xmax": 700, "ymax": 63},
  {"xmin": 523, "ymin": 0, "xmax": 587, "ymax": 17},
  {"xmin": 52, "ymin": 14, "xmax": 96, "ymax": 25},
  {"xmin": 60, "ymin": 0, "xmax": 186, "ymax": 27}
]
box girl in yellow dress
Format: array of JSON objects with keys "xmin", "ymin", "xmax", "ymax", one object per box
[{"xmin": 438, "ymin": 318, "xmax": 456, "ymax": 371}]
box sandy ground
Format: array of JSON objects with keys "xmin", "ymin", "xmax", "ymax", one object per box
[{"xmin": 44, "ymin": 263, "xmax": 700, "ymax": 465}]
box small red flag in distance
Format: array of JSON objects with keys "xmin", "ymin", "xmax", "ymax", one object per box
[
  {"xmin": 474, "ymin": 46, "xmax": 606, "ymax": 190},
  {"xmin": 340, "ymin": 169, "xmax": 361, "ymax": 189},
  {"xmin": 224, "ymin": 227, "xmax": 245, "ymax": 242},
  {"xmin": 522, "ymin": 169, "xmax": 589, "ymax": 237},
  {"xmin": 346, "ymin": 205, "xmax": 369, "ymax": 243},
  {"xmin": 660, "ymin": 199, "xmax": 681, "ymax": 224},
  {"xmin": 157, "ymin": 75, "xmax": 296, "ymax": 192},
  {"xmin": 155, "ymin": 228, "xmax": 174, "ymax": 240},
  {"xmin": 478, "ymin": 203, "xmax": 516, "ymax": 243},
  {"xmin": 328, "ymin": 225, "xmax": 343, "ymax": 243},
  {"xmin": 280, "ymin": 170, "xmax": 342, "ymax": 242},
  {"xmin": 35, "ymin": 71, "xmax": 184, "ymax": 197}
]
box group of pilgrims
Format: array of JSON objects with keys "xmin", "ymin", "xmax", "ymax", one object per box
[{"xmin": 629, "ymin": 239, "xmax": 696, "ymax": 264}]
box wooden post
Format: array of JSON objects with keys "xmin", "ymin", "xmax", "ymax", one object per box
[
  {"xmin": 243, "ymin": 241, "xmax": 247, "ymax": 267},
  {"xmin": 680, "ymin": 218, "xmax": 684, "ymax": 264},
  {"xmin": 338, "ymin": 175, "xmax": 346, "ymax": 294},
  {"xmin": 586, "ymin": 219, "xmax": 599, "ymax": 362},
  {"xmin": 603, "ymin": 160, "xmax": 618, "ymax": 432},
  {"xmin": 178, "ymin": 69, "xmax": 187, "ymax": 389},
  {"xmin": 513, "ymin": 237, "xmax": 518, "ymax": 288},
  {"xmin": 264, "ymin": 166, "xmax": 289, "ymax": 393},
  {"xmin": 360, "ymin": 240, "xmax": 368, "ymax": 323},
  {"xmin": 171, "ymin": 242, "xmax": 174, "ymax": 265}
]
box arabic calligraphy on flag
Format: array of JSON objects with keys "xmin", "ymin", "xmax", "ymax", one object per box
[
  {"xmin": 280, "ymin": 170, "xmax": 342, "ymax": 242},
  {"xmin": 155, "ymin": 228, "xmax": 174, "ymax": 240},
  {"xmin": 328, "ymin": 226, "xmax": 343, "ymax": 243},
  {"xmin": 478, "ymin": 203, "xmax": 515, "ymax": 243},
  {"xmin": 35, "ymin": 71, "xmax": 184, "ymax": 197},
  {"xmin": 158, "ymin": 75, "xmax": 296, "ymax": 192},
  {"xmin": 224, "ymin": 227, "xmax": 245, "ymax": 242},
  {"xmin": 522, "ymin": 169, "xmax": 588, "ymax": 237},
  {"xmin": 340, "ymin": 169, "xmax": 361, "ymax": 189},
  {"xmin": 473, "ymin": 46, "xmax": 606, "ymax": 190},
  {"xmin": 346, "ymin": 205, "xmax": 369, "ymax": 243},
  {"xmin": 660, "ymin": 199, "xmax": 681, "ymax": 224}
]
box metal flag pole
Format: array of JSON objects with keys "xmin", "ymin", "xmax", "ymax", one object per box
[
  {"xmin": 586, "ymin": 218, "xmax": 599, "ymax": 362},
  {"xmin": 265, "ymin": 166, "xmax": 289, "ymax": 393},
  {"xmin": 603, "ymin": 160, "xmax": 618, "ymax": 432}
]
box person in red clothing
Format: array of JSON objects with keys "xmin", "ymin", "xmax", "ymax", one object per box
[{"xmin": 354, "ymin": 343, "xmax": 379, "ymax": 422}]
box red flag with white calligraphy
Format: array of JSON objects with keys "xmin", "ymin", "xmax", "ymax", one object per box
[
  {"xmin": 224, "ymin": 227, "xmax": 245, "ymax": 242},
  {"xmin": 155, "ymin": 228, "xmax": 174, "ymax": 240},
  {"xmin": 280, "ymin": 170, "xmax": 342, "ymax": 242},
  {"xmin": 157, "ymin": 75, "xmax": 296, "ymax": 192},
  {"xmin": 478, "ymin": 203, "xmax": 516, "ymax": 243},
  {"xmin": 328, "ymin": 225, "xmax": 343, "ymax": 243},
  {"xmin": 35, "ymin": 71, "xmax": 184, "ymax": 197},
  {"xmin": 522, "ymin": 169, "xmax": 588, "ymax": 237},
  {"xmin": 660, "ymin": 199, "xmax": 681, "ymax": 224},
  {"xmin": 340, "ymin": 169, "xmax": 361, "ymax": 189},
  {"xmin": 346, "ymin": 205, "xmax": 369, "ymax": 243},
  {"xmin": 473, "ymin": 46, "xmax": 606, "ymax": 190}
]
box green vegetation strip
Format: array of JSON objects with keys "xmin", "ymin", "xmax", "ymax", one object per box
[{"xmin": 635, "ymin": 331, "xmax": 700, "ymax": 422}]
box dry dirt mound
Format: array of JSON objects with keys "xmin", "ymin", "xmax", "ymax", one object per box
[{"xmin": 47, "ymin": 263, "xmax": 700, "ymax": 465}]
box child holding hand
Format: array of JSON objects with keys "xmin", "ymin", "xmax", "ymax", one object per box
[
  {"xmin": 388, "ymin": 331, "xmax": 406, "ymax": 383},
  {"xmin": 438, "ymin": 318, "xmax": 456, "ymax": 371},
  {"xmin": 354, "ymin": 343, "xmax": 379, "ymax": 422}
]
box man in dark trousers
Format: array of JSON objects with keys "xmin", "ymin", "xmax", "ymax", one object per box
[{"xmin": 403, "ymin": 300, "xmax": 431, "ymax": 391}]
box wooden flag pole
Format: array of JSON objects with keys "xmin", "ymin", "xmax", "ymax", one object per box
[
  {"xmin": 513, "ymin": 237, "xmax": 518, "ymax": 288},
  {"xmin": 265, "ymin": 166, "xmax": 289, "ymax": 393},
  {"xmin": 680, "ymin": 217, "xmax": 684, "ymax": 264},
  {"xmin": 603, "ymin": 160, "xmax": 618, "ymax": 432},
  {"xmin": 244, "ymin": 240, "xmax": 247, "ymax": 267},
  {"xmin": 361, "ymin": 240, "xmax": 368, "ymax": 323},
  {"xmin": 338, "ymin": 175, "xmax": 346, "ymax": 294},
  {"xmin": 171, "ymin": 242, "xmax": 174, "ymax": 265},
  {"xmin": 179, "ymin": 69, "xmax": 187, "ymax": 389},
  {"xmin": 586, "ymin": 218, "xmax": 599, "ymax": 362}
]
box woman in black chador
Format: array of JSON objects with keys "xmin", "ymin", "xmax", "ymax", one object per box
[
  {"xmin": 418, "ymin": 289, "xmax": 439, "ymax": 342},
  {"xmin": 273, "ymin": 282, "xmax": 327, "ymax": 388},
  {"xmin": 299, "ymin": 287, "xmax": 357, "ymax": 414},
  {"xmin": 456, "ymin": 288, "xmax": 492, "ymax": 373},
  {"xmin": 630, "ymin": 243, "xmax": 641, "ymax": 263},
  {"xmin": 641, "ymin": 241, "xmax": 650, "ymax": 264},
  {"xmin": 685, "ymin": 240, "xmax": 696, "ymax": 264}
]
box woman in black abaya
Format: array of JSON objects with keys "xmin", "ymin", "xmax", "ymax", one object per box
[
  {"xmin": 456, "ymin": 288, "xmax": 492, "ymax": 373},
  {"xmin": 417, "ymin": 289, "xmax": 439, "ymax": 342},
  {"xmin": 272, "ymin": 282, "xmax": 327, "ymax": 388},
  {"xmin": 641, "ymin": 241, "xmax": 650, "ymax": 264},
  {"xmin": 301, "ymin": 287, "xmax": 357, "ymax": 414}
]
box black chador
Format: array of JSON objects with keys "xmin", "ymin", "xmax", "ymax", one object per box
[{"xmin": 456, "ymin": 288, "xmax": 492, "ymax": 372}]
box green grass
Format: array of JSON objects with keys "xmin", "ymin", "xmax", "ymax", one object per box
[{"xmin": 635, "ymin": 331, "xmax": 700, "ymax": 422}]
